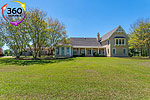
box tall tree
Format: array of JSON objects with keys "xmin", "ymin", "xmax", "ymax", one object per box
[
  {"xmin": 129, "ymin": 19, "xmax": 150, "ymax": 58},
  {"xmin": 25, "ymin": 9, "xmax": 47, "ymax": 59},
  {"xmin": 46, "ymin": 17, "xmax": 67, "ymax": 55}
]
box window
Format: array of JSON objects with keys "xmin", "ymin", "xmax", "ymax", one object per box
[
  {"xmin": 119, "ymin": 39, "xmax": 121, "ymax": 45},
  {"xmin": 103, "ymin": 50, "xmax": 105, "ymax": 54},
  {"xmin": 73, "ymin": 49, "xmax": 77, "ymax": 55},
  {"xmin": 56, "ymin": 47, "xmax": 59, "ymax": 55},
  {"xmin": 116, "ymin": 39, "xmax": 119, "ymax": 45},
  {"xmin": 87, "ymin": 49, "xmax": 91, "ymax": 54},
  {"xmin": 107, "ymin": 40, "xmax": 110, "ymax": 45},
  {"xmin": 99, "ymin": 50, "xmax": 101, "ymax": 54},
  {"xmin": 115, "ymin": 38, "xmax": 126, "ymax": 45},
  {"xmin": 61, "ymin": 47, "xmax": 64, "ymax": 55},
  {"xmin": 112, "ymin": 48, "xmax": 116, "ymax": 55},
  {"xmin": 122, "ymin": 39, "xmax": 125, "ymax": 44},
  {"xmin": 81, "ymin": 49, "xmax": 85, "ymax": 54},
  {"xmin": 107, "ymin": 49, "xmax": 109, "ymax": 54},
  {"xmin": 123, "ymin": 48, "xmax": 126, "ymax": 54},
  {"xmin": 66, "ymin": 47, "xmax": 70, "ymax": 55}
]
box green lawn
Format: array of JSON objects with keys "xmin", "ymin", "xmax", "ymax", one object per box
[{"xmin": 0, "ymin": 57, "xmax": 150, "ymax": 100}]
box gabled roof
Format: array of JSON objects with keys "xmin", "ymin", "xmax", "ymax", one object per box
[
  {"xmin": 70, "ymin": 38, "xmax": 101, "ymax": 47},
  {"xmin": 58, "ymin": 26, "xmax": 126, "ymax": 47},
  {"xmin": 101, "ymin": 26, "xmax": 123, "ymax": 41}
]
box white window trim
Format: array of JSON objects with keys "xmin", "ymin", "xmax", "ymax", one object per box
[
  {"xmin": 115, "ymin": 38, "xmax": 126, "ymax": 46},
  {"xmin": 112, "ymin": 48, "xmax": 116, "ymax": 55}
]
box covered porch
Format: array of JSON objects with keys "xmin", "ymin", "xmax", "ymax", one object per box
[{"xmin": 72, "ymin": 47, "xmax": 106, "ymax": 57}]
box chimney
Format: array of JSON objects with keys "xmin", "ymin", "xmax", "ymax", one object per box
[{"xmin": 97, "ymin": 32, "xmax": 100, "ymax": 41}]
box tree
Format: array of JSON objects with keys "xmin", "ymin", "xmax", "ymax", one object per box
[
  {"xmin": 25, "ymin": 9, "xmax": 47, "ymax": 59},
  {"xmin": 129, "ymin": 19, "xmax": 150, "ymax": 58},
  {"xmin": 0, "ymin": 42, "xmax": 4, "ymax": 48},
  {"xmin": 4, "ymin": 49, "xmax": 13, "ymax": 56},
  {"xmin": 0, "ymin": 17, "xmax": 28, "ymax": 58},
  {"xmin": 0, "ymin": 8, "xmax": 68, "ymax": 60},
  {"xmin": 46, "ymin": 17, "xmax": 67, "ymax": 55}
]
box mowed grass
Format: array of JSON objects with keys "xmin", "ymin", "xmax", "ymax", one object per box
[{"xmin": 0, "ymin": 57, "xmax": 150, "ymax": 100}]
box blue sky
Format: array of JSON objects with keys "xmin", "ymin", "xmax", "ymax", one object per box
[{"xmin": 1, "ymin": 0, "xmax": 150, "ymax": 50}]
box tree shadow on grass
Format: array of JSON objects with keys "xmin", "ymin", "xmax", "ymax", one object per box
[{"xmin": 0, "ymin": 58, "xmax": 74, "ymax": 66}]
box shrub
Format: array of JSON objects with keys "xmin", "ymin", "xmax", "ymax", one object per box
[
  {"xmin": 93, "ymin": 52, "xmax": 106, "ymax": 57},
  {"xmin": 0, "ymin": 54, "xmax": 5, "ymax": 57},
  {"xmin": 80, "ymin": 53, "xmax": 85, "ymax": 57},
  {"xmin": 129, "ymin": 53, "xmax": 133, "ymax": 57},
  {"xmin": 93, "ymin": 52, "xmax": 99, "ymax": 57},
  {"xmin": 99, "ymin": 55, "xmax": 106, "ymax": 57}
]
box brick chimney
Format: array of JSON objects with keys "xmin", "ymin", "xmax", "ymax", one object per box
[{"xmin": 97, "ymin": 32, "xmax": 100, "ymax": 41}]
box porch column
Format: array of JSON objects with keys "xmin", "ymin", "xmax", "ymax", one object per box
[
  {"xmin": 64, "ymin": 47, "xmax": 66, "ymax": 56},
  {"xmin": 98, "ymin": 48, "xmax": 99, "ymax": 54},
  {"xmin": 78, "ymin": 48, "xmax": 80, "ymax": 55},
  {"xmin": 104, "ymin": 48, "xmax": 105, "ymax": 55},
  {"xmin": 69, "ymin": 47, "xmax": 72, "ymax": 56},
  {"xmin": 85, "ymin": 48, "xmax": 86, "ymax": 56},
  {"xmin": 91, "ymin": 48, "xmax": 93, "ymax": 56},
  {"xmin": 59, "ymin": 47, "xmax": 61, "ymax": 55},
  {"xmin": 72, "ymin": 48, "xmax": 74, "ymax": 56}
]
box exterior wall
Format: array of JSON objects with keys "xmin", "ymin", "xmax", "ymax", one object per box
[
  {"xmin": 109, "ymin": 32, "xmax": 129, "ymax": 57},
  {"xmin": 101, "ymin": 40, "xmax": 107, "ymax": 46},
  {"xmin": 101, "ymin": 40, "xmax": 111, "ymax": 57},
  {"xmin": 55, "ymin": 46, "xmax": 72, "ymax": 57}
]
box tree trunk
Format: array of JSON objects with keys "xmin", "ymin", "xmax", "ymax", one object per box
[
  {"xmin": 24, "ymin": 50, "xmax": 27, "ymax": 57},
  {"xmin": 14, "ymin": 50, "xmax": 20, "ymax": 59},
  {"xmin": 147, "ymin": 48, "xmax": 150, "ymax": 59},
  {"xmin": 48, "ymin": 49, "xmax": 51, "ymax": 56},
  {"xmin": 33, "ymin": 51, "xmax": 38, "ymax": 60},
  {"xmin": 38, "ymin": 51, "xmax": 41, "ymax": 57},
  {"xmin": 15, "ymin": 53, "xmax": 21, "ymax": 59},
  {"xmin": 141, "ymin": 48, "xmax": 143, "ymax": 56},
  {"xmin": 33, "ymin": 55, "xmax": 37, "ymax": 60}
]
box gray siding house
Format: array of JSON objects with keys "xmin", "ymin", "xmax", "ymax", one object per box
[{"xmin": 55, "ymin": 26, "xmax": 129, "ymax": 57}]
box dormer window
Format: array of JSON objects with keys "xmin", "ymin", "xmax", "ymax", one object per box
[{"xmin": 115, "ymin": 38, "xmax": 126, "ymax": 46}]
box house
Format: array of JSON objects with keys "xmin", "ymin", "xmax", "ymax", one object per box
[
  {"xmin": 55, "ymin": 26, "xmax": 129, "ymax": 57},
  {"xmin": 0, "ymin": 48, "xmax": 3, "ymax": 55}
]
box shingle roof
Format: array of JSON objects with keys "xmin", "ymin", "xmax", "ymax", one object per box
[
  {"xmin": 101, "ymin": 26, "xmax": 120, "ymax": 41},
  {"xmin": 70, "ymin": 38, "xmax": 101, "ymax": 47},
  {"xmin": 57, "ymin": 26, "xmax": 123, "ymax": 47}
]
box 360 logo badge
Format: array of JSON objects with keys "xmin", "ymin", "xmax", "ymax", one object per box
[{"xmin": 1, "ymin": 1, "xmax": 26, "ymax": 26}]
